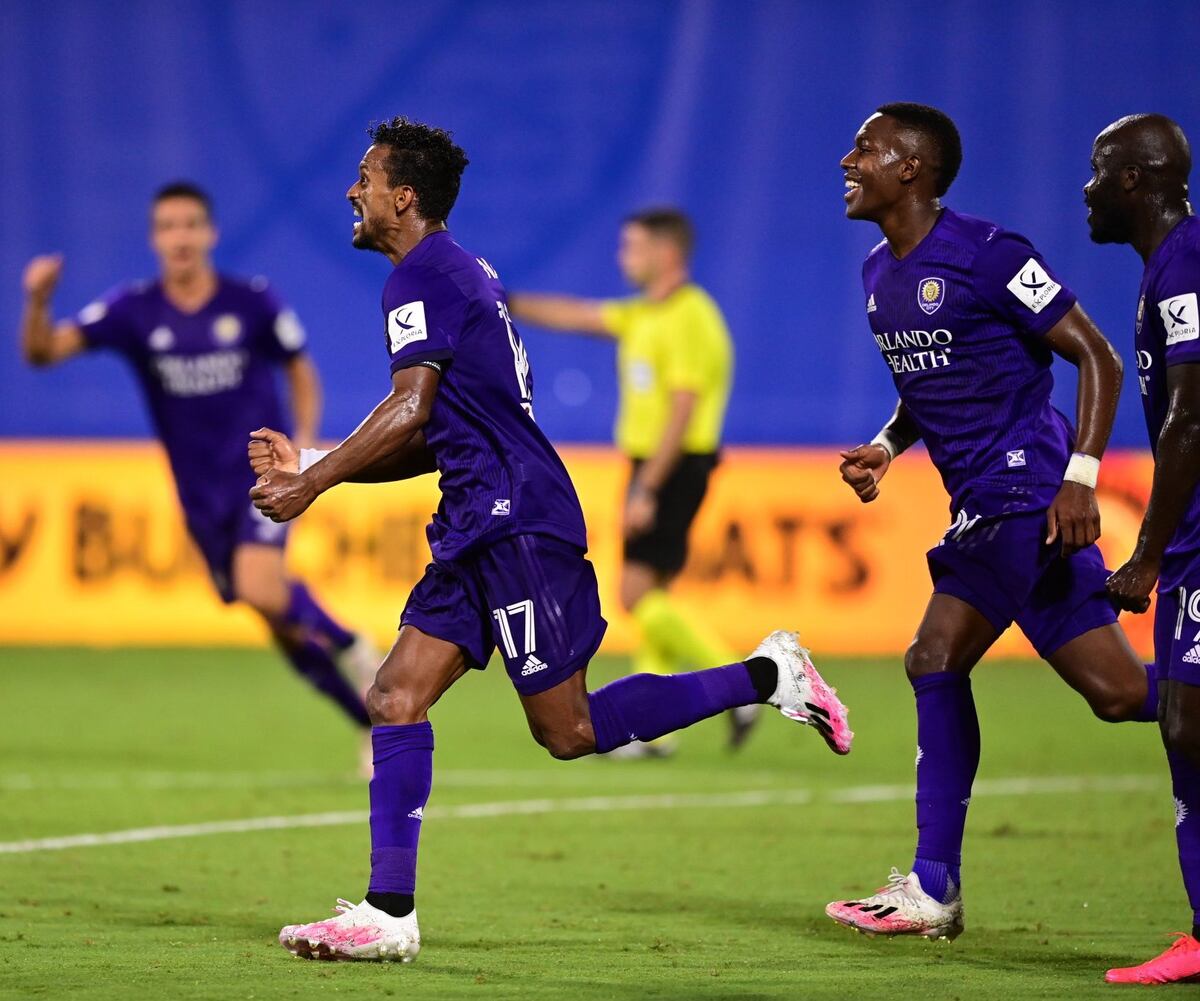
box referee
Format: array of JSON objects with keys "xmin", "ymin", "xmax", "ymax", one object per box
[{"xmin": 510, "ymin": 207, "xmax": 757, "ymax": 752}]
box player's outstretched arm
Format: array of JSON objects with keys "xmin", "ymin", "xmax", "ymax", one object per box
[
  {"xmin": 20, "ymin": 255, "xmax": 85, "ymax": 367},
  {"xmin": 250, "ymin": 365, "xmax": 438, "ymax": 522},
  {"xmin": 838, "ymin": 399, "xmax": 919, "ymax": 503},
  {"xmin": 1108, "ymin": 363, "xmax": 1200, "ymax": 612},
  {"xmin": 506, "ymin": 293, "xmax": 611, "ymax": 336},
  {"xmin": 1043, "ymin": 303, "xmax": 1122, "ymax": 554}
]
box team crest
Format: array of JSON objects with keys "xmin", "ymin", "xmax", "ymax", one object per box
[
  {"xmin": 1136, "ymin": 296, "xmax": 1145, "ymax": 334},
  {"xmin": 917, "ymin": 277, "xmax": 945, "ymax": 315},
  {"xmin": 213, "ymin": 314, "xmax": 242, "ymax": 345},
  {"xmin": 148, "ymin": 326, "xmax": 175, "ymax": 351}
]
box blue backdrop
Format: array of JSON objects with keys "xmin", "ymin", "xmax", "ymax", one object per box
[{"xmin": 2, "ymin": 0, "xmax": 1197, "ymax": 446}]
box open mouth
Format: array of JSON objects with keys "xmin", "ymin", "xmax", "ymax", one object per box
[{"xmin": 843, "ymin": 177, "xmax": 862, "ymax": 202}]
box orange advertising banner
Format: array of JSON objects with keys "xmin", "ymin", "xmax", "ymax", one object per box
[{"xmin": 0, "ymin": 442, "xmax": 1157, "ymax": 658}]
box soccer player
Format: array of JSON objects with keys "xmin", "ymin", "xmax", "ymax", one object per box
[
  {"xmin": 1084, "ymin": 114, "xmax": 1200, "ymax": 984},
  {"xmin": 249, "ymin": 117, "xmax": 851, "ymax": 962},
  {"xmin": 825, "ymin": 103, "xmax": 1158, "ymax": 940},
  {"xmin": 509, "ymin": 210, "xmax": 756, "ymax": 752},
  {"xmin": 19, "ymin": 182, "xmax": 374, "ymax": 736}
]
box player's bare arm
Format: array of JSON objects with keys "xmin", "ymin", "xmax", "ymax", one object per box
[
  {"xmin": 625, "ymin": 389, "xmax": 696, "ymax": 536},
  {"xmin": 838, "ymin": 399, "xmax": 920, "ymax": 503},
  {"xmin": 251, "ymin": 365, "xmax": 438, "ymax": 522},
  {"xmin": 283, "ymin": 354, "xmax": 322, "ymax": 449},
  {"xmin": 506, "ymin": 293, "xmax": 611, "ymax": 336},
  {"xmin": 249, "ymin": 426, "xmax": 435, "ymax": 482},
  {"xmin": 1109, "ymin": 363, "xmax": 1200, "ymax": 612},
  {"xmin": 1042, "ymin": 303, "xmax": 1123, "ymax": 554},
  {"xmin": 20, "ymin": 255, "xmax": 85, "ymax": 366}
]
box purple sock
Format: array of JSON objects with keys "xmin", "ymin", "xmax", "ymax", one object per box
[
  {"xmin": 283, "ymin": 582, "xmax": 356, "ymax": 651},
  {"xmin": 587, "ymin": 663, "xmax": 758, "ymax": 754},
  {"xmin": 282, "ymin": 638, "xmax": 370, "ymax": 727},
  {"xmin": 910, "ymin": 672, "xmax": 979, "ymax": 904},
  {"xmin": 368, "ymin": 723, "xmax": 435, "ymax": 896},
  {"xmin": 1136, "ymin": 664, "xmax": 1161, "ymax": 723},
  {"xmin": 1167, "ymin": 751, "xmax": 1200, "ymax": 929}
]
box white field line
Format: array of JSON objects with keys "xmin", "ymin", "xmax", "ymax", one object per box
[
  {"xmin": 0, "ymin": 768, "xmax": 794, "ymax": 793},
  {"xmin": 0, "ymin": 775, "xmax": 1162, "ymax": 856}
]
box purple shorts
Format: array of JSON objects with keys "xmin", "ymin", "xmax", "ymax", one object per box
[
  {"xmin": 1154, "ymin": 581, "xmax": 1200, "ymax": 686},
  {"xmin": 190, "ymin": 500, "xmax": 290, "ymax": 603},
  {"xmin": 400, "ymin": 533, "xmax": 608, "ymax": 696},
  {"xmin": 403, "ymin": 535, "xmax": 609, "ymax": 691},
  {"xmin": 927, "ymin": 505, "xmax": 1117, "ymax": 659}
]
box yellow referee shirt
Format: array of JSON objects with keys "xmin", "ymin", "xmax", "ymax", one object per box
[{"xmin": 599, "ymin": 284, "xmax": 733, "ymax": 459}]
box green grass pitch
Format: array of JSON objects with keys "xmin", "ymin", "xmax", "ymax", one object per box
[{"xmin": 0, "ymin": 647, "xmax": 1182, "ymax": 999}]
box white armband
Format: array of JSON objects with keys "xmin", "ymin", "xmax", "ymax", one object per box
[
  {"xmin": 870, "ymin": 429, "xmax": 908, "ymax": 461},
  {"xmin": 1063, "ymin": 452, "xmax": 1100, "ymax": 489},
  {"xmin": 299, "ymin": 448, "xmax": 330, "ymax": 473}
]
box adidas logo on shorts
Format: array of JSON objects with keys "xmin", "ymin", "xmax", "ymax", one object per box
[
  {"xmin": 1183, "ymin": 645, "xmax": 1200, "ymax": 666},
  {"xmin": 521, "ymin": 655, "xmax": 548, "ymax": 676}
]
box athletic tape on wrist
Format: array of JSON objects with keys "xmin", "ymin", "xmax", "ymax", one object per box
[
  {"xmin": 870, "ymin": 429, "xmax": 906, "ymax": 460},
  {"xmin": 298, "ymin": 448, "xmax": 329, "ymax": 474},
  {"xmin": 1063, "ymin": 452, "xmax": 1100, "ymax": 489}
]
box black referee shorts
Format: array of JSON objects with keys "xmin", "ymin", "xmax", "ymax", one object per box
[{"xmin": 623, "ymin": 453, "xmax": 719, "ymax": 577}]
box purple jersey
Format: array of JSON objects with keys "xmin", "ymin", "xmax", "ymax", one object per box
[
  {"xmin": 863, "ymin": 209, "xmax": 1078, "ymax": 512},
  {"xmin": 77, "ymin": 275, "xmax": 305, "ymax": 529},
  {"xmin": 1135, "ymin": 215, "xmax": 1200, "ymax": 589},
  {"xmin": 381, "ymin": 231, "xmax": 587, "ymax": 560}
]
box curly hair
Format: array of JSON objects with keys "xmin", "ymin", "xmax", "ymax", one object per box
[
  {"xmin": 366, "ymin": 117, "xmax": 470, "ymax": 222},
  {"xmin": 876, "ymin": 102, "xmax": 963, "ymax": 196}
]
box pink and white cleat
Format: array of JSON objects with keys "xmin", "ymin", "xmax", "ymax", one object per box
[
  {"xmin": 826, "ymin": 869, "xmax": 964, "ymax": 940},
  {"xmin": 1106, "ymin": 934, "xmax": 1200, "ymax": 984},
  {"xmin": 279, "ymin": 898, "xmax": 420, "ymax": 962},
  {"xmin": 753, "ymin": 630, "xmax": 853, "ymax": 754}
]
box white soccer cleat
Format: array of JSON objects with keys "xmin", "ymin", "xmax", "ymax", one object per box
[
  {"xmin": 279, "ymin": 898, "xmax": 420, "ymax": 962},
  {"xmin": 752, "ymin": 630, "xmax": 853, "ymax": 754},
  {"xmin": 826, "ymin": 869, "xmax": 964, "ymax": 940}
]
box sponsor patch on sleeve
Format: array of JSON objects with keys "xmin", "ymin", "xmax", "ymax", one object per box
[
  {"xmin": 387, "ymin": 301, "xmax": 428, "ymax": 354},
  {"xmin": 1005, "ymin": 258, "xmax": 1062, "ymax": 314},
  {"xmin": 1159, "ymin": 292, "xmax": 1200, "ymax": 346},
  {"xmin": 274, "ymin": 309, "xmax": 306, "ymax": 351}
]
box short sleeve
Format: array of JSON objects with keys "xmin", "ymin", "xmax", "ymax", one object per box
[
  {"xmin": 600, "ymin": 298, "xmax": 638, "ymax": 338},
  {"xmin": 77, "ymin": 286, "xmax": 136, "ymax": 353},
  {"xmin": 382, "ymin": 265, "xmax": 462, "ymax": 374},
  {"xmin": 662, "ymin": 299, "xmax": 716, "ymax": 392},
  {"xmin": 1153, "ymin": 245, "xmax": 1200, "ymax": 367},
  {"xmin": 252, "ymin": 281, "xmax": 307, "ymax": 361},
  {"xmin": 972, "ymin": 232, "xmax": 1077, "ymax": 337}
]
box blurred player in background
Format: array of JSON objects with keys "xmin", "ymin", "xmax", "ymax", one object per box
[
  {"xmin": 19, "ymin": 182, "xmax": 375, "ymax": 742},
  {"xmin": 250, "ymin": 117, "xmax": 851, "ymax": 962},
  {"xmin": 828, "ymin": 103, "xmax": 1159, "ymax": 940},
  {"xmin": 1087, "ymin": 114, "xmax": 1200, "ymax": 985},
  {"xmin": 509, "ymin": 209, "xmax": 757, "ymax": 753}
]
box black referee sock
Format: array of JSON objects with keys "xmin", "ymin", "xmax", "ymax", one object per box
[
  {"xmin": 744, "ymin": 656, "xmax": 778, "ymax": 703},
  {"xmin": 366, "ymin": 892, "xmax": 415, "ymax": 918}
]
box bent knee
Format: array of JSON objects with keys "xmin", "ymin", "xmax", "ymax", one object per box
[
  {"xmin": 1089, "ymin": 689, "xmax": 1144, "ymax": 724},
  {"xmin": 537, "ymin": 721, "xmax": 596, "ymax": 760},
  {"xmin": 904, "ymin": 640, "xmax": 959, "ymax": 680},
  {"xmin": 235, "ymin": 582, "xmax": 289, "ymax": 620},
  {"xmin": 367, "ymin": 681, "xmax": 429, "ymax": 726}
]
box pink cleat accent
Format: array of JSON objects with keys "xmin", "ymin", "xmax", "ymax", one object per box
[
  {"xmin": 279, "ymin": 899, "xmax": 419, "ymax": 962},
  {"xmin": 1106, "ymin": 934, "xmax": 1200, "ymax": 984},
  {"xmin": 753, "ymin": 630, "xmax": 854, "ymax": 755}
]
